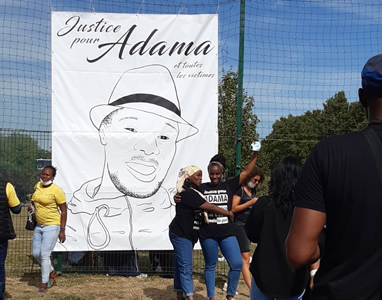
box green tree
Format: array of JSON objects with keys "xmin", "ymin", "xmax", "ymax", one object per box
[
  {"xmin": 0, "ymin": 133, "xmax": 51, "ymax": 201},
  {"xmin": 218, "ymin": 68, "xmax": 260, "ymax": 177},
  {"xmin": 259, "ymin": 91, "xmax": 367, "ymax": 174}
]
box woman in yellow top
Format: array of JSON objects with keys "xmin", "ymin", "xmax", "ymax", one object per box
[{"xmin": 31, "ymin": 165, "xmax": 67, "ymax": 293}]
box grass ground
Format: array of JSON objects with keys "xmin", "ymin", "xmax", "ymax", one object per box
[
  {"xmin": 7, "ymin": 205, "xmax": 253, "ymax": 299},
  {"xmin": 5, "ymin": 272, "xmax": 251, "ymax": 299}
]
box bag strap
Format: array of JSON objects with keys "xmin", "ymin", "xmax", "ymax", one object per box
[
  {"xmin": 190, "ymin": 187, "xmax": 206, "ymax": 200},
  {"xmin": 361, "ymin": 127, "xmax": 382, "ymax": 185}
]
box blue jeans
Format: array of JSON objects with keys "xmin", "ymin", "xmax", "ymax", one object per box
[
  {"xmin": 250, "ymin": 277, "xmax": 305, "ymax": 300},
  {"xmin": 169, "ymin": 231, "xmax": 194, "ymax": 297},
  {"xmin": 0, "ymin": 241, "xmax": 8, "ymax": 300},
  {"xmin": 200, "ymin": 236, "xmax": 242, "ymax": 298},
  {"xmin": 32, "ymin": 225, "xmax": 60, "ymax": 284}
]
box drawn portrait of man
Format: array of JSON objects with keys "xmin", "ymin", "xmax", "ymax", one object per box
[{"xmin": 64, "ymin": 64, "xmax": 198, "ymax": 250}]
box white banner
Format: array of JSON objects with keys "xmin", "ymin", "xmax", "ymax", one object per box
[{"xmin": 51, "ymin": 12, "xmax": 218, "ymax": 251}]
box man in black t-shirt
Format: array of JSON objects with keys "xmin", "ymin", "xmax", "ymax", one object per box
[{"xmin": 286, "ymin": 54, "xmax": 382, "ymax": 300}]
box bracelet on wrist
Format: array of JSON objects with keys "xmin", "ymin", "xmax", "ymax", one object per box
[{"xmin": 60, "ymin": 228, "xmax": 65, "ymax": 232}]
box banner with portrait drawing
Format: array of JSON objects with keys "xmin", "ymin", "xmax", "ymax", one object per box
[{"xmin": 51, "ymin": 12, "xmax": 218, "ymax": 251}]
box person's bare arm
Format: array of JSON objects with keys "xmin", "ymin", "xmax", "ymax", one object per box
[
  {"xmin": 239, "ymin": 151, "xmax": 259, "ymax": 185},
  {"xmin": 200, "ymin": 202, "xmax": 234, "ymax": 222},
  {"xmin": 309, "ymin": 259, "xmax": 320, "ymax": 289},
  {"xmin": 286, "ymin": 207, "xmax": 326, "ymax": 268},
  {"xmin": 232, "ymin": 193, "xmax": 257, "ymax": 213},
  {"xmin": 58, "ymin": 203, "xmax": 67, "ymax": 243},
  {"xmin": 173, "ymin": 193, "xmax": 181, "ymax": 203}
]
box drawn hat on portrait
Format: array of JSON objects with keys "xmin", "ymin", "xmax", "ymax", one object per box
[{"xmin": 90, "ymin": 64, "xmax": 198, "ymax": 142}]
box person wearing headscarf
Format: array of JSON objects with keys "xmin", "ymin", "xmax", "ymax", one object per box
[{"xmin": 169, "ymin": 165, "xmax": 234, "ymax": 300}]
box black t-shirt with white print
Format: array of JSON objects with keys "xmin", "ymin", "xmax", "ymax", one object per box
[
  {"xmin": 198, "ymin": 175, "xmax": 240, "ymax": 240},
  {"xmin": 169, "ymin": 188, "xmax": 206, "ymax": 244}
]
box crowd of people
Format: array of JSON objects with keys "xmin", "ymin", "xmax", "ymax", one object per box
[
  {"xmin": 1, "ymin": 53, "xmax": 382, "ymax": 300},
  {"xmin": 168, "ymin": 53, "xmax": 382, "ymax": 300}
]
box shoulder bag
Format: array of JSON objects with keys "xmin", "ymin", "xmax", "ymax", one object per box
[{"xmin": 25, "ymin": 202, "xmax": 36, "ymax": 231}]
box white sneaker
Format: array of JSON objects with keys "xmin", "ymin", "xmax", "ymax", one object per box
[
  {"xmin": 135, "ymin": 273, "xmax": 147, "ymax": 278},
  {"xmin": 222, "ymin": 282, "xmax": 239, "ymax": 295},
  {"xmin": 218, "ymin": 256, "xmax": 226, "ymax": 262},
  {"xmin": 222, "ymin": 282, "xmax": 228, "ymax": 291}
]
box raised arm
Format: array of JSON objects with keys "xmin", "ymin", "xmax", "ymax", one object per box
[
  {"xmin": 286, "ymin": 207, "xmax": 326, "ymax": 268},
  {"xmin": 239, "ymin": 151, "xmax": 259, "ymax": 185}
]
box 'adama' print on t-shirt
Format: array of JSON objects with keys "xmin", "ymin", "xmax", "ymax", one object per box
[{"xmin": 203, "ymin": 189, "xmax": 229, "ymax": 224}]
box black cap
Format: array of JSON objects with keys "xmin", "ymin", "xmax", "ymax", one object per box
[{"xmin": 361, "ymin": 54, "xmax": 382, "ymax": 97}]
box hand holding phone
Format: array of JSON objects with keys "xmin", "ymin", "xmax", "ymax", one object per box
[{"xmin": 250, "ymin": 141, "xmax": 261, "ymax": 152}]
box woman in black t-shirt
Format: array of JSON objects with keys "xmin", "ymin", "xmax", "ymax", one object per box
[
  {"xmin": 232, "ymin": 167, "xmax": 264, "ymax": 290},
  {"xmin": 169, "ymin": 165, "xmax": 233, "ymax": 300},
  {"xmin": 199, "ymin": 143, "xmax": 260, "ymax": 300},
  {"xmin": 245, "ymin": 156, "xmax": 309, "ymax": 300}
]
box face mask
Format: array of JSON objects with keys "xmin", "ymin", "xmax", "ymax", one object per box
[
  {"xmin": 247, "ymin": 181, "xmax": 255, "ymax": 189},
  {"xmin": 40, "ymin": 178, "xmax": 53, "ymax": 186}
]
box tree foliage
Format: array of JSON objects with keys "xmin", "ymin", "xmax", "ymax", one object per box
[
  {"xmin": 258, "ymin": 91, "xmax": 368, "ymax": 174},
  {"xmin": 0, "ymin": 133, "xmax": 50, "ymax": 201},
  {"xmin": 218, "ymin": 68, "xmax": 260, "ymax": 178}
]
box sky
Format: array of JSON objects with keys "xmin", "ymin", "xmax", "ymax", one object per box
[{"xmin": 1, "ymin": 0, "xmax": 382, "ymax": 146}]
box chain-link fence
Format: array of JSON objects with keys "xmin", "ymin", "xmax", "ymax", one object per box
[{"xmin": 2, "ymin": 0, "xmax": 381, "ymax": 276}]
